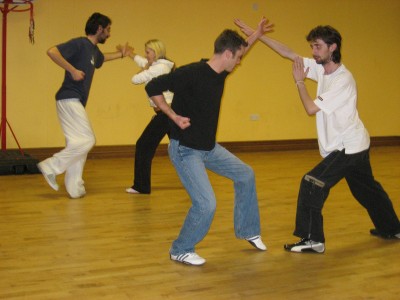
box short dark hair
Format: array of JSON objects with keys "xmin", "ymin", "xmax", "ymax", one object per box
[
  {"xmin": 214, "ymin": 29, "xmax": 248, "ymax": 55},
  {"xmin": 85, "ymin": 13, "xmax": 112, "ymax": 35},
  {"xmin": 306, "ymin": 25, "xmax": 342, "ymax": 63}
]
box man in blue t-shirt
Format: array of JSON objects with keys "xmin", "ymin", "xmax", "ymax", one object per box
[{"xmin": 37, "ymin": 13, "xmax": 130, "ymax": 199}]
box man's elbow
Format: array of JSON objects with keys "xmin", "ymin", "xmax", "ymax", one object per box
[
  {"xmin": 47, "ymin": 47, "xmax": 59, "ymax": 58},
  {"xmin": 306, "ymin": 106, "xmax": 320, "ymax": 116},
  {"xmin": 306, "ymin": 110, "xmax": 316, "ymax": 116},
  {"xmin": 131, "ymin": 76, "xmax": 141, "ymax": 85}
]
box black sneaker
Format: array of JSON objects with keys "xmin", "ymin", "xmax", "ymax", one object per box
[
  {"xmin": 370, "ymin": 229, "xmax": 400, "ymax": 240},
  {"xmin": 284, "ymin": 238, "xmax": 325, "ymax": 253}
]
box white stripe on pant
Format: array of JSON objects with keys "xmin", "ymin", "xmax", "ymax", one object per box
[{"xmin": 40, "ymin": 99, "xmax": 95, "ymax": 198}]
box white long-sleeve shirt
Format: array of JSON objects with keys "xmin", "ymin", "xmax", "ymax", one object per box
[{"xmin": 132, "ymin": 55, "xmax": 174, "ymax": 107}]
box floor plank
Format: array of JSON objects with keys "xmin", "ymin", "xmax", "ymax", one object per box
[{"xmin": 1, "ymin": 146, "xmax": 399, "ymax": 299}]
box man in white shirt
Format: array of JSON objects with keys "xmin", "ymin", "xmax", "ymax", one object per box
[{"xmin": 235, "ymin": 19, "xmax": 400, "ymax": 253}]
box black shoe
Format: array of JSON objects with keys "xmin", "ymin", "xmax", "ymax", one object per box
[
  {"xmin": 284, "ymin": 238, "xmax": 325, "ymax": 253},
  {"xmin": 370, "ymin": 228, "xmax": 400, "ymax": 240}
]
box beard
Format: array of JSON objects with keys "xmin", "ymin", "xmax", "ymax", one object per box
[
  {"xmin": 97, "ymin": 33, "xmax": 108, "ymax": 44},
  {"xmin": 314, "ymin": 55, "xmax": 331, "ymax": 65}
]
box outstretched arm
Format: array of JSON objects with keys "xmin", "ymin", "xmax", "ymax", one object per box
[
  {"xmin": 234, "ymin": 18, "xmax": 298, "ymax": 60},
  {"xmin": 243, "ymin": 17, "xmax": 274, "ymax": 54},
  {"xmin": 104, "ymin": 42, "xmax": 133, "ymax": 61},
  {"xmin": 292, "ymin": 57, "xmax": 319, "ymax": 115},
  {"xmin": 116, "ymin": 43, "xmax": 135, "ymax": 59}
]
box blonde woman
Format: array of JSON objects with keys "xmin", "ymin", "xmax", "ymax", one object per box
[{"xmin": 126, "ymin": 39, "xmax": 174, "ymax": 194}]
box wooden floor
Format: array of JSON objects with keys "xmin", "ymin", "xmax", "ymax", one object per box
[{"xmin": 1, "ymin": 146, "xmax": 399, "ymax": 300}]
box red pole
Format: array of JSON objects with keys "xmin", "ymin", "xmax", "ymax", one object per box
[
  {"xmin": 1, "ymin": 1, "xmax": 33, "ymax": 152},
  {"xmin": 1, "ymin": 1, "xmax": 9, "ymax": 151}
]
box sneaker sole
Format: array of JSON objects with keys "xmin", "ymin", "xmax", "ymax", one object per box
[
  {"xmin": 370, "ymin": 229, "xmax": 400, "ymax": 240},
  {"xmin": 284, "ymin": 245, "xmax": 325, "ymax": 254},
  {"xmin": 70, "ymin": 193, "xmax": 86, "ymax": 199},
  {"xmin": 37, "ymin": 164, "xmax": 59, "ymax": 191},
  {"xmin": 126, "ymin": 188, "xmax": 140, "ymax": 194},
  {"xmin": 170, "ymin": 255, "xmax": 206, "ymax": 266},
  {"xmin": 247, "ymin": 240, "xmax": 267, "ymax": 251}
]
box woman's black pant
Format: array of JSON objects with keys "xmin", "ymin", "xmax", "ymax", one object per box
[{"xmin": 132, "ymin": 111, "xmax": 169, "ymax": 194}]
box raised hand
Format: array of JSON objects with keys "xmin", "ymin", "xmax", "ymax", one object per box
[
  {"xmin": 234, "ymin": 17, "xmax": 274, "ymax": 37},
  {"xmin": 123, "ymin": 43, "xmax": 134, "ymax": 57},
  {"xmin": 116, "ymin": 43, "xmax": 134, "ymax": 57},
  {"xmin": 292, "ymin": 56, "xmax": 308, "ymax": 82},
  {"xmin": 256, "ymin": 17, "xmax": 274, "ymax": 36},
  {"xmin": 116, "ymin": 44, "xmax": 123, "ymax": 52},
  {"xmin": 234, "ymin": 18, "xmax": 254, "ymax": 37}
]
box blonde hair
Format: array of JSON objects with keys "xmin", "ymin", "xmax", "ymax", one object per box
[{"xmin": 145, "ymin": 39, "xmax": 166, "ymax": 60}]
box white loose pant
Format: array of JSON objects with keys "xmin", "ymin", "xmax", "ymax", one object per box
[{"xmin": 41, "ymin": 99, "xmax": 95, "ymax": 198}]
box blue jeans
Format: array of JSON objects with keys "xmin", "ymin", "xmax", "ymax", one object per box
[
  {"xmin": 294, "ymin": 148, "xmax": 400, "ymax": 242},
  {"xmin": 168, "ymin": 139, "xmax": 261, "ymax": 255}
]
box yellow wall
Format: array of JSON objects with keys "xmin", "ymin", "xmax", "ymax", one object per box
[{"xmin": 1, "ymin": 0, "xmax": 399, "ymax": 148}]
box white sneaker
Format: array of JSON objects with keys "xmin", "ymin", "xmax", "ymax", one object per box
[
  {"xmin": 126, "ymin": 187, "xmax": 140, "ymax": 194},
  {"xmin": 37, "ymin": 162, "xmax": 59, "ymax": 191},
  {"xmin": 170, "ymin": 252, "xmax": 206, "ymax": 266},
  {"xmin": 246, "ymin": 235, "xmax": 267, "ymax": 251}
]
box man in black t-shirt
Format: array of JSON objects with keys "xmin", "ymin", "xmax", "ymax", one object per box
[{"xmin": 146, "ymin": 17, "xmax": 273, "ymax": 266}]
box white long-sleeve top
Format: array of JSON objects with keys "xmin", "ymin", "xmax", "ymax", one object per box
[{"xmin": 131, "ymin": 55, "xmax": 174, "ymax": 107}]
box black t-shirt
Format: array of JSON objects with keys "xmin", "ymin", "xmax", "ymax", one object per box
[
  {"xmin": 146, "ymin": 60, "xmax": 229, "ymax": 151},
  {"xmin": 55, "ymin": 37, "xmax": 104, "ymax": 107}
]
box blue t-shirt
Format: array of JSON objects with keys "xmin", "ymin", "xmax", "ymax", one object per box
[{"xmin": 55, "ymin": 37, "xmax": 104, "ymax": 107}]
